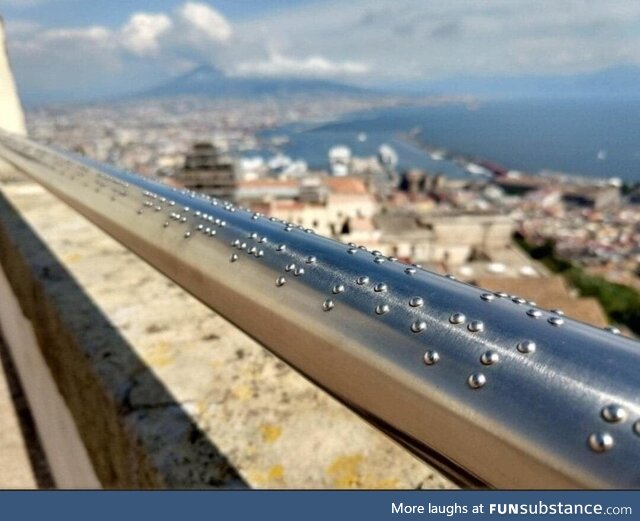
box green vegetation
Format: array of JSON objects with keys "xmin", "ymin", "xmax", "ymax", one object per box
[{"xmin": 515, "ymin": 235, "xmax": 640, "ymax": 334}]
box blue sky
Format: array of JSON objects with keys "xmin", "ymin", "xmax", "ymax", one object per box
[{"xmin": 2, "ymin": 0, "xmax": 640, "ymax": 104}]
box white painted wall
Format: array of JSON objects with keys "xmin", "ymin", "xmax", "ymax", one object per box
[{"xmin": 0, "ymin": 17, "xmax": 26, "ymax": 136}]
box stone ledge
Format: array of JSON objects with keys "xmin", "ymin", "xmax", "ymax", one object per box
[{"xmin": 0, "ymin": 177, "xmax": 452, "ymax": 489}]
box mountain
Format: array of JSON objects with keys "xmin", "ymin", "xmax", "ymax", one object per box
[
  {"xmin": 136, "ymin": 65, "xmax": 370, "ymax": 99},
  {"xmin": 401, "ymin": 65, "xmax": 640, "ymax": 100}
]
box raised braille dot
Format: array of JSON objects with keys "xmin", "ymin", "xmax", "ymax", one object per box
[
  {"xmin": 184, "ymin": 232, "xmax": 191, "ymax": 238},
  {"xmin": 588, "ymin": 432, "xmax": 614, "ymax": 453},
  {"xmin": 259, "ymin": 237, "xmax": 267, "ymax": 244},
  {"xmin": 181, "ymin": 217, "xmax": 187, "ymax": 223},
  {"xmin": 332, "ymin": 284, "xmax": 345, "ymax": 294},
  {"xmin": 285, "ymin": 263, "xmax": 296, "ymax": 272},
  {"xmin": 411, "ymin": 320, "xmax": 427, "ymax": 333},
  {"xmin": 306, "ymin": 256, "xmax": 317, "ymax": 264},
  {"xmin": 231, "ymin": 239, "xmax": 240, "ymax": 247},
  {"xmin": 468, "ymin": 320, "xmax": 484, "ymax": 333},
  {"xmin": 634, "ymin": 421, "xmax": 640, "ymax": 436},
  {"xmin": 517, "ymin": 340, "xmax": 536, "ymax": 354},
  {"xmin": 602, "ymin": 404, "xmax": 627, "ymax": 423},
  {"xmin": 495, "ymin": 291, "xmax": 508, "ymax": 298},
  {"xmin": 480, "ymin": 293, "xmax": 495, "ymax": 302},
  {"xmin": 276, "ymin": 244, "xmax": 286, "ymax": 252},
  {"xmin": 409, "ymin": 297, "xmax": 424, "ymax": 307},
  {"xmin": 209, "ymin": 230, "xmax": 216, "ymax": 236},
  {"xmin": 423, "ymin": 350, "xmax": 440, "ymax": 365},
  {"xmin": 374, "ymin": 283, "xmax": 388, "ymax": 293},
  {"xmin": 445, "ymin": 274, "xmax": 456, "ymax": 280},
  {"xmin": 480, "ymin": 351, "xmax": 499, "ymax": 365},
  {"xmin": 248, "ymin": 246, "xmax": 257, "ymax": 254},
  {"xmin": 405, "ymin": 267, "xmax": 416, "ymax": 275},
  {"xmin": 163, "ymin": 221, "xmax": 169, "ymax": 228},
  {"xmin": 527, "ymin": 301, "xmax": 537, "ymax": 306},
  {"xmin": 276, "ymin": 276, "xmax": 286, "ymax": 287},
  {"xmin": 512, "ymin": 297, "xmax": 526, "ymax": 304},
  {"xmin": 249, "ymin": 232, "xmax": 258, "ymax": 239},
  {"xmin": 347, "ymin": 248, "xmax": 357, "ymax": 254},
  {"xmin": 374, "ymin": 304, "xmax": 390, "ymax": 315},
  {"xmin": 356, "ymin": 276, "xmax": 369, "ymax": 285},
  {"xmin": 230, "ymin": 253, "xmax": 238, "ymax": 262},
  {"xmin": 374, "ymin": 257, "xmax": 385, "ymax": 264},
  {"xmin": 527, "ymin": 309, "xmax": 542, "ymax": 318},
  {"xmin": 467, "ymin": 372, "xmax": 486, "ymax": 389},
  {"xmin": 285, "ymin": 226, "xmax": 293, "ymax": 232},
  {"xmin": 548, "ymin": 316, "xmax": 564, "ymax": 326},
  {"xmin": 294, "ymin": 267, "xmax": 305, "ymax": 277},
  {"xmin": 605, "ymin": 326, "xmax": 621, "ymax": 335},
  {"xmin": 256, "ymin": 250, "xmax": 264, "ymax": 257},
  {"xmin": 449, "ymin": 313, "xmax": 466, "ymax": 325},
  {"xmin": 252, "ymin": 214, "xmax": 259, "ymax": 220},
  {"xmin": 197, "ymin": 224, "xmax": 204, "ymax": 231},
  {"xmin": 551, "ymin": 309, "xmax": 565, "ymax": 316},
  {"xmin": 323, "ymin": 299, "xmax": 334, "ymax": 312},
  {"xmin": 239, "ymin": 242, "xmax": 247, "ymax": 250}
]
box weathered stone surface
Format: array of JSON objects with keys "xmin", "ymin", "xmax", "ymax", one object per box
[{"xmin": 0, "ymin": 177, "xmax": 453, "ymax": 489}]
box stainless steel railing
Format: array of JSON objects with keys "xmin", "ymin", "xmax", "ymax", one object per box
[{"xmin": 0, "ymin": 129, "xmax": 639, "ymax": 489}]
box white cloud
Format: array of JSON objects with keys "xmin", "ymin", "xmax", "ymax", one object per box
[
  {"xmin": 177, "ymin": 2, "xmax": 232, "ymax": 43},
  {"xmin": 120, "ymin": 13, "xmax": 172, "ymax": 56},
  {"xmin": 236, "ymin": 50, "xmax": 369, "ymax": 77}
]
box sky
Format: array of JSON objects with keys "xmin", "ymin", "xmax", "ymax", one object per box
[{"xmin": 2, "ymin": 0, "xmax": 640, "ymax": 104}]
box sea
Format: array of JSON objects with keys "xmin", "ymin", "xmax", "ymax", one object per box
[{"xmin": 254, "ymin": 99, "xmax": 640, "ymax": 182}]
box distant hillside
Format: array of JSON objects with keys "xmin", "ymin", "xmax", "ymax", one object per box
[
  {"xmin": 405, "ymin": 65, "xmax": 640, "ymax": 100},
  {"xmin": 136, "ymin": 65, "xmax": 370, "ymax": 99}
]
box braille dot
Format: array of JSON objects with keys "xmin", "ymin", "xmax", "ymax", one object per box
[
  {"xmin": 372, "ymin": 250, "xmax": 382, "ymax": 256},
  {"xmin": 449, "ymin": 313, "xmax": 466, "ymax": 325},
  {"xmin": 332, "ymin": 284, "xmax": 345, "ymax": 294},
  {"xmin": 512, "ymin": 297, "xmax": 526, "ymax": 304},
  {"xmin": 423, "ymin": 350, "xmax": 440, "ymax": 366},
  {"xmin": 634, "ymin": 421, "xmax": 640, "ymax": 436},
  {"xmin": 411, "ymin": 320, "xmax": 427, "ymax": 333},
  {"xmin": 495, "ymin": 291, "xmax": 508, "ymax": 298},
  {"xmin": 277, "ymin": 244, "xmax": 286, "ymax": 252},
  {"xmin": 197, "ymin": 224, "xmax": 204, "ymax": 231},
  {"xmin": 605, "ymin": 326, "xmax": 621, "ymax": 335},
  {"xmin": 527, "ymin": 309, "xmax": 542, "ymax": 318},
  {"xmin": 548, "ymin": 316, "xmax": 564, "ymax": 326},
  {"xmin": 285, "ymin": 263, "xmax": 296, "ymax": 272},
  {"xmin": 356, "ymin": 276, "xmax": 369, "ymax": 285},
  {"xmin": 480, "ymin": 293, "xmax": 495, "ymax": 302},
  {"xmin": 184, "ymin": 232, "xmax": 191, "ymax": 238},
  {"xmin": 374, "ymin": 283, "xmax": 388, "ymax": 293},
  {"xmin": 248, "ymin": 246, "xmax": 257, "ymax": 254},
  {"xmin": 468, "ymin": 372, "xmax": 486, "ymax": 389},
  {"xmin": 480, "ymin": 351, "xmax": 499, "ymax": 365},
  {"xmin": 209, "ymin": 230, "xmax": 216, "ymax": 236},
  {"xmin": 249, "ymin": 232, "xmax": 258, "ymax": 239},
  {"xmin": 285, "ymin": 226, "xmax": 293, "ymax": 232},
  {"xmin": 602, "ymin": 404, "xmax": 627, "ymax": 423},
  {"xmin": 551, "ymin": 309, "xmax": 565, "ymax": 316},
  {"xmin": 445, "ymin": 274, "xmax": 456, "ymax": 280},
  {"xmin": 306, "ymin": 256, "xmax": 317, "ymax": 264},
  {"xmin": 374, "ymin": 257, "xmax": 385, "ymax": 264},
  {"xmin": 375, "ymin": 304, "xmax": 390, "ymax": 315},
  {"xmin": 239, "ymin": 242, "xmax": 247, "ymax": 250},
  {"xmin": 405, "ymin": 267, "xmax": 416, "ymax": 275},
  {"xmin": 323, "ymin": 299, "xmax": 334, "ymax": 312},
  {"xmin": 259, "ymin": 237, "xmax": 268, "ymax": 244},
  {"xmin": 230, "ymin": 254, "xmax": 238, "ymax": 262},
  {"xmin": 163, "ymin": 222, "xmax": 169, "ymax": 228},
  {"xmin": 256, "ymin": 250, "xmax": 264, "ymax": 257},
  {"xmin": 294, "ymin": 267, "xmax": 305, "ymax": 277},
  {"xmin": 276, "ymin": 276, "xmax": 286, "ymax": 287},
  {"xmin": 347, "ymin": 248, "xmax": 358, "ymax": 254},
  {"xmin": 517, "ymin": 340, "xmax": 536, "ymax": 354},
  {"xmin": 588, "ymin": 432, "xmax": 614, "ymax": 453},
  {"xmin": 527, "ymin": 301, "xmax": 537, "ymax": 306},
  {"xmin": 252, "ymin": 214, "xmax": 259, "ymax": 220},
  {"xmin": 409, "ymin": 297, "xmax": 424, "ymax": 307},
  {"xmin": 231, "ymin": 239, "xmax": 240, "ymax": 247},
  {"xmin": 468, "ymin": 320, "xmax": 484, "ymax": 333}
]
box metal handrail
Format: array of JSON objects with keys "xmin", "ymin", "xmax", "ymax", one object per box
[{"xmin": 0, "ymin": 129, "xmax": 639, "ymax": 489}]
